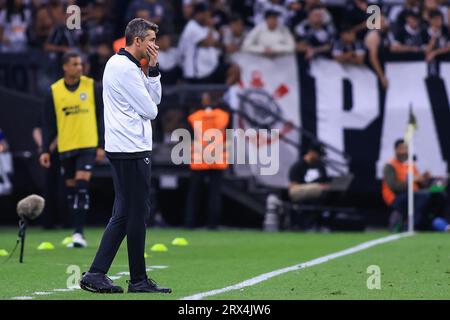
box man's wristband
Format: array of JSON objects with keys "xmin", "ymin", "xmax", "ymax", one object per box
[{"xmin": 148, "ymin": 62, "xmax": 160, "ymax": 77}]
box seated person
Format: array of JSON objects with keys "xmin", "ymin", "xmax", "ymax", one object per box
[
  {"xmin": 288, "ymin": 143, "xmax": 330, "ymax": 203},
  {"xmin": 332, "ymin": 25, "xmax": 365, "ymax": 65},
  {"xmin": 382, "ymin": 139, "xmax": 449, "ymax": 232}
]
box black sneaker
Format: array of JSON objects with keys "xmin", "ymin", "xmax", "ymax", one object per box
[
  {"xmin": 80, "ymin": 272, "xmax": 124, "ymax": 294},
  {"xmin": 127, "ymin": 278, "xmax": 172, "ymax": 294}
]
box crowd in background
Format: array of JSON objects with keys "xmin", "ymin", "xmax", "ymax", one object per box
[{"xmin": 0, "ymin": 0, "xmax": 449, "ymax": 88}]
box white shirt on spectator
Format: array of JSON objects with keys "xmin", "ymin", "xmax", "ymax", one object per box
[
  {"xmin": 241, "ymin": 21, "xmax": 295, "ymax": 55},
  {"xmin": 0, "ymin": 9, "xmax": 31, "ymax": 52},
  {"xmin": 158, "ymin": 47, "xmax": 180, "ymax": 72},
  {"xmin": 178, "ymin": 19, "xmax": 221, "ymax": 79}
]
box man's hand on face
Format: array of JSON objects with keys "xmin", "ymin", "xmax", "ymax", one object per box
[{"xmin": 146, "ymin": 43, "xmax": 159, "ymax": 67}]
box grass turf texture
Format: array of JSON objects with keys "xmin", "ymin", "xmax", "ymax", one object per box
[{"xmin": 0, "ymin": 228, "xmax": 449, "ymax": 300}]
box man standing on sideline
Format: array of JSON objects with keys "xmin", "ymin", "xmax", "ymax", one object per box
[
  {"xmin": 80, "ymin": 18, "xmax": 171, "ymax": 294},
  {"xmin": 40, "ymin": 51, "xmax": 105, "ymax": 248}
]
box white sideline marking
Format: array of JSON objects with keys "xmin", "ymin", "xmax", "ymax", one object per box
[
  {"xmin": 53, "ymin": 288, "xmax": 74, "ymax": 292},
  {"xmin": 181, "ymin": 232, "xmax": 415, "ymax": 300},
  {"xmin": 11, "ymin": 296, "xmax": 34, "ymax": 300},
  {"xmin": 11, "ymin": 265, "xmax": 171, "ymax": 300},
  {"xmin": 33, "ymin": 292, "xmax": 53, "ymax": 295}
]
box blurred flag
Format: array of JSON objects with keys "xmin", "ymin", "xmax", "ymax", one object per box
[{"xmin": 404, "ymin": 105, "xmax": 417, "ymax": 143}]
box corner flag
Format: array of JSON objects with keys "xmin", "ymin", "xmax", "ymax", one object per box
[
  {"xmin": 404, "ymin": 105, "xmax": 417, "ymax": 143},
  {"xmin": 405, "ymin": 105, "xmax": 417, "ymax": 233}
]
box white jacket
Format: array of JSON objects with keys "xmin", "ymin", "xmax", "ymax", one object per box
[
  {"xmin": 242, "ymin": 22, "xmax": 295, "ymax": 55},
  {"xmin": 102, "ymin": 50, "xmax": 161, "ymax": 153}
]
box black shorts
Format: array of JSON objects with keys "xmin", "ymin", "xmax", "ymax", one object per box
[{"xmin": 60, "ymin": 148, "xmax": 96, "ymax": 180}]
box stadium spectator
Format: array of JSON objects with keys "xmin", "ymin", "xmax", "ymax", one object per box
[
  {"xmin": 180, "ymin": 0, "xmax": 196, "ymax": 27},
  {"xmin": 209, "ymin": 0, "xmax": 229, "ymax": 31},
  {"xmin": 253, "ymin": 0, "xmax": 289, "ymax": 26},
  {"xmin": 178, "ymin": 2, "xmax": 223, "ymax": 83},
  {"xmin": 422, "ymin": 0, "xmax": 449, "ymax": 28},
  {"xmin": 242, "ymin": 9, "xmax": 295, "ymax": 57},
  {"xmin": 43, "ymin": 5, "xmax": 85, "ymax": 75},
  {"xmin": 301, "ymin": 0, "xmax": 334, "ymax": 26},
  {"xmin": 88, "ymin": 42, "xmax": 113, "ymax": 82},
  {"xmin": 286, "ymin": 0, "xmax": 334, "ymax": 34},
  {"xmin": 229, "ymin": 0, "xmax": 255, "ymax": 28},
  {"xmin": 286, "ymin": 0, "xmax": 305, "ymax": 30},
  {"xmin": 382, "ymin": 139, "xmax": 449, "ymax": 232},
  {"xmin": 156, "ymin": 29, "xmax": 181, "ymax": 85},
  {"xmin": 222, "ymin": 14, "xmax": 247, "ymax": 64},
  {"xmin": 33, "ymin": 0, "xmax": 66, "ymax": 47},
  {"xmin": 332, "ymin": 25, "xmax": 365, "ymax": 65},
  {"xmin": 388, "ymin": 0, "xmax": 420, "ymax": 34},
  {"xmin": 113, "ymin": 6, "xmax": 156, "ymax": 54},
  {"xmin": 0, "ymin": 0, "xmax": 32, "ymax": 52},
  {"xmin": 221, "ymin": 13, "xmax": 246, "ymax": 85},
  {"xmin": 83, "ymin": 0, "xmax": 114, "ymax": 52},
  {"xmin": 390, "ymin": 10, "xmax": 426, "ymax": 53},
  {"xmin": 364, "ymin": 14, "xmax": 390, "ymax": 88},
  {"xmin": 344, "ymin": 0, "xmax": 370, "ymax": 39},
  {"xmin": 423, "ymin": 10, "xmax": 450, "ymax": 62},
  {"xmin": 125, "ymin": 0, "xmax": 166, "ymax": 26},
  {"xmin": 294, "ymin": 5, "xmax": 335, "ymax": 60}
]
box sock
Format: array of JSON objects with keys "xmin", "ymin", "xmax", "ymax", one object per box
[
  {"xmin": 74, "ymin": 180, "xmax": 90, "ymax": 235},
  {"xmin": 66, "ymin": 186, "xmax": 76, "ymax": 228}
]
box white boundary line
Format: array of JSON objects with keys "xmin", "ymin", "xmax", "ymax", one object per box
[
  {"xmin": 10, "ymin": 265, "xmax": 169, "ymax": 300},
  {"xmin": 181, "ymin": 232, "xmax": 415, "ymax": 300}
]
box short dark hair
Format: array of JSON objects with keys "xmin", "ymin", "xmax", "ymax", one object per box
[
  {"xmin": 340, "ymin": 23, "xmax": 354, "ymax": 33},
  {"xmin": 193, "ymin": 2, "xmax": 209, "ymax": 16},
  {"xmin": 429, "ymin": 9, "xmax": 443, "ymax": 20},
  {"xmin": 229, "ymin": 14, "xmax": 243, "ymax": 23},
  {"xmin": 308, "ymin": 143, "xmax": 326, "ymax": 156},
  {"xmin": 405, "ymin": 10, "xmax": 420, "ymax": 20},
  {"xmin": 125, "ymin": 18, "xmax": 159, "ymax": 46},
  {"xmin": 394, "ymin": 139, "xmax": 405, "ymax": 149},
  {"xmin": 265, "ymin": 9, "xmax": 281, "ymax": 19},
  {"xmin": 62, "ymin": 51, "xmax": 81, "ymax": 65},
  {"xmin": 309, "ymin": 4, "xmax": 324, "ymax": 13}
]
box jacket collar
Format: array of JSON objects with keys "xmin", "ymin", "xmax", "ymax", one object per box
[{"xmin": 118, "ymin": 48, "xmax": 141, "ymax": 68}]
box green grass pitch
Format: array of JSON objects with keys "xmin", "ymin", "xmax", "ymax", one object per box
[{"xmin": 0, "ymin": 228, "xmax": 449, "ymax": 300}]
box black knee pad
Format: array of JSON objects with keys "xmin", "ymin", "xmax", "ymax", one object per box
[{"xmin": 74, "ymin": 180, "xmax": 90, "ymax": 211}]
